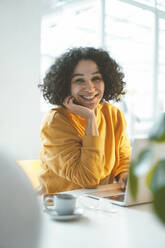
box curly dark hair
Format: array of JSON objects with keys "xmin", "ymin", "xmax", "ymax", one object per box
[{"xmin": 38, "ymin": 47, "xmax": 126, "ymax": 105}]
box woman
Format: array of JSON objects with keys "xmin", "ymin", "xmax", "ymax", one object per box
[{"xmin": 39, "ymin": 47, "xmax": 131, "ymax": 194}]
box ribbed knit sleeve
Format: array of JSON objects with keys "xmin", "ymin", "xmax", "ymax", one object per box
[{"xmin": 40, "ymin": 110, "xmax": 105, "ymax": 188}]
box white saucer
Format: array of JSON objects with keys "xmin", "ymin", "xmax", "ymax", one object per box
[{"xmin": 47, "ymin": 208, "xmax": 84, "ymax": 221}]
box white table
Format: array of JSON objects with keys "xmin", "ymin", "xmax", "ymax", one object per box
[{"xmin": 38, "ymin": 189, "xmax": 165, "ymax": 248}]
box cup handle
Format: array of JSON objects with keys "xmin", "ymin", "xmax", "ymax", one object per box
[{"xmin": 43, "ymin": 195, "xmax": 54, "ymax": 210}]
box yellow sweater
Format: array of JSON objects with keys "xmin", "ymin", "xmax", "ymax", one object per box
[{"xmin": 39, "ymin": 102, "xmax": 131, "ymax": 194}]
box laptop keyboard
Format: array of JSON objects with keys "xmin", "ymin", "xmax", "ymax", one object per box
[{"xmin": 86, "ymin": 190, "xmax": 125, "ymax": 198}]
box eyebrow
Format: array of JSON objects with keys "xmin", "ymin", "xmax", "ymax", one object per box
[{"xmin": 72, "ymin": 71, "xmax": 101, "ymax": 78}]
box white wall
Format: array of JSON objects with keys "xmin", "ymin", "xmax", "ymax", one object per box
[{"xmin": 0, "ymin": 0, "xmax": 42, "ymax": 160}]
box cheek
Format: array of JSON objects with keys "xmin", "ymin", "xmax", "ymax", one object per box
[
  {"xmin": 70, "ymin": 84, "xmax": 79, "ymax": 97},
  {"xmin": 99, "ymin": 83, "xmax": 105, "ymax": 95}
]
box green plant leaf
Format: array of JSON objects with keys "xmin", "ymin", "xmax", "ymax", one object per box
[
  {"xmin": 150, "ymin": 159, "xmax": 165, "ymax": 224},
  {"xmin": 129, "ymin": 162, "xmax": 138, "ymax": 200},
  {"xmin": 150, "ymin": 159, "xmax": 165, "ymax": 193},
  {"xmin": 146, "ymin": 166, "xmax": 156, "ymax": 189},
  {"xmin": 152, "ymin": 187, "xmax": 165, "ymax": 224},
  {"xmin": 149, "ymin": 113, "xmax": 165, "ymax": 142}
]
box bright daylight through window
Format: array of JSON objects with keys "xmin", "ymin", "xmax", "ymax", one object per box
[{"xmin": 41, "ymin": 0, "xmax": 165, "ymax": 139}]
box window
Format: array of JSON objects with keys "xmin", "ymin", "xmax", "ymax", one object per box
[
  {"xmin": 158, "ymin": 18, "xmax": 165, "ymax": 112},
  {"xmin": 105, "ymin": 0, "xmax": 155, "ymax": 137},
  {"xmin": 41, "ymin": 0, "xmax": 165, "ymax": 138}
]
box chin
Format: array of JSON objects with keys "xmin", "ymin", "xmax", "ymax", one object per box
[
  {"xmin": 84, "ymin": 103, "xmax": 98, "ymax": 110},
  {"xmin": 78, "ymin": 99, "xmax": 101, "ymax": 110}
]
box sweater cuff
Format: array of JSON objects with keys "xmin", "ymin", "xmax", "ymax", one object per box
[{"xmin": 82, "ymin": 136, "xmax": 104, "ymax": 152}]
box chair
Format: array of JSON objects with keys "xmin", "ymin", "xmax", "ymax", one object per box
[{"xmin": 17, "ymin": 160, "xmax": 41, "ymax": 190}]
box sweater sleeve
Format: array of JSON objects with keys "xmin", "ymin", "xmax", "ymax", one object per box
[
  {"xmin": 40, "ymin": 111, "xmax": 105, "ymax": 188},
  {"xmin": 113, "ymin": 110, "xmax": 131, "ymax": 177}
]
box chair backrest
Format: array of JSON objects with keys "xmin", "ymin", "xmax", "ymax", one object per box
[{"xmin": 17, "ymin": 160, "xmax": 41, "ymax": 189}]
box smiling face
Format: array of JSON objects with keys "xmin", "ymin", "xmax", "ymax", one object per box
[{"xmin": 70, "ymin": 60, "xmax": 105, "ymax": 110}]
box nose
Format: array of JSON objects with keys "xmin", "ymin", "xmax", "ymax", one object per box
[{"xmin": 85, "ymin": 80, "xmax": 95, "ymax": 92}]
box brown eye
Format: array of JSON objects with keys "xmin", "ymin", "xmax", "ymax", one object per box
[
  {"xmin": 75, "ymin": 78, "xmax": 84, "ymax": 83},
  {"xmin": 92, "ymin": 76, "xmax": 102, "ymax": 82}
]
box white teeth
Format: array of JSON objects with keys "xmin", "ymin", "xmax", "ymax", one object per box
[
  {"xmin": 84, "ymin": 96, "xmax": 94, "ymax": 99},
  {"xmin": 82, "ymin": 95, "xmax": 95, "ymax": 100}
]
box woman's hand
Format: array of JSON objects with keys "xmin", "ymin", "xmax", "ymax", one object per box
[
  {"xmin": 118, "ymin": 172, "xmax": 128, "ymax": 191},
  {"xmin": 63, "ymin": 96, "xmax": 95, "ymax": 120},
  {"xmin": 63, "ymin": 96, "xmax": 99, "ymax": 136}
]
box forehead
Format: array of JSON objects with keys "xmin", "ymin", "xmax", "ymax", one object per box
[{"xmin": 73, "ymin": 60, "xmax": 99, "ymax": 75}]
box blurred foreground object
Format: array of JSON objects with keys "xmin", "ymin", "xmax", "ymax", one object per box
[
  {"xmin": 0, "ymin": 155, "xmax": 41, "ymax": 248},
  {"xmin": 129, "ymin": 112, "xmax": 165, "ymax": 224}
]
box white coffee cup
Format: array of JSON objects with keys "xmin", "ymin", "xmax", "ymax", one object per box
[{"xmin": 44, "ymin": 193, "xmax": 77, "ymax": 215}]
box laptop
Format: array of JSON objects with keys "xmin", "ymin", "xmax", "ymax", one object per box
[{"xmin": 84, "ymin": 138, "xmax": 165, "ymax": 206}]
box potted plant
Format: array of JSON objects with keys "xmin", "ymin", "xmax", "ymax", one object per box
[{"xmin": 129, "ymin": 113, "xmax": 165, "ymax": 224}]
